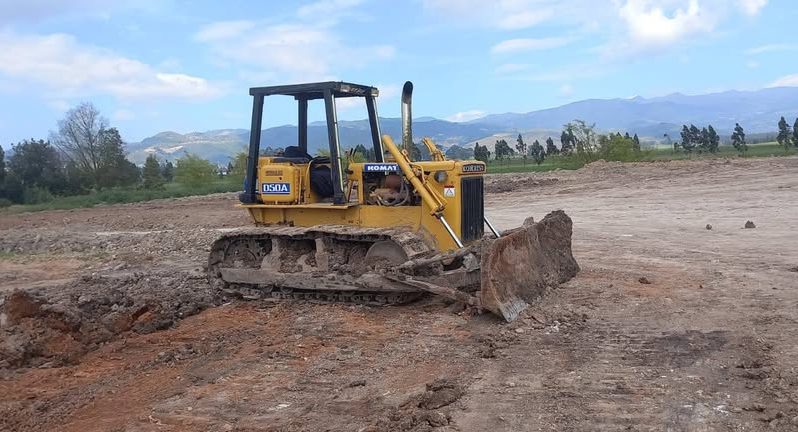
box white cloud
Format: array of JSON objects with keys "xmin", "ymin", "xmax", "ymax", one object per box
[
  {"xmin": 610, "ymin": 0, "xmax": 771, "ymax": 55},
  {"xmin": 0, "ymin": 31, "xmax": 223, "ymax": 100},
  {"xmin": 491, "ymin": 37, "xmax": 573, "ymax": 54},
  {"xmin": 617, "ymin": 0, "xmax": 708, "ymax": 50},
  {"xmin": 737, "ymin": 0, "xmax": 767, "ymax": 16},
  {"xmin": 194, "ymin": 20, "xmax": 255, "ymax": 42},
  {"xmin": 745, "ymin": 43, "xmax": 796, "ymax": 55},
  {"xmin": 195, "ymin": 22, "xmax": 394, "ymax": 82},
  {"xmin": 446, "ymin": 110, "xmax": 486, "ymax": 122},
  {"xmin": 422, "ymin": 0, "xmax": 564, "ymax": 30},
  {"xmin": 746, "ymin": 60, "xmax": 759, "ymax": 69},
  {"xmin": 559, "ymin": 84, "xmax": 575, "ymax": 96},
  {"xmin": 769, "ymin": 74, "xmax": 798, "ymax": 88}
]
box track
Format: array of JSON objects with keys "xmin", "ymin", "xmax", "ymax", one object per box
[{"xmin": 207, "ymin": 225, "xmax": 437, "ymax": 305}]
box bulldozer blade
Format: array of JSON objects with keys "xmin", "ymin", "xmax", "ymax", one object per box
[{"xmin": 479, "ymin": 210, "xmax": 579, "ymax": 322}]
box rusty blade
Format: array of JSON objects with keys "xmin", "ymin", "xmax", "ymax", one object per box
[{"xmin": 479, "ymin": 210, "xmax": 579, "ymax": 322}]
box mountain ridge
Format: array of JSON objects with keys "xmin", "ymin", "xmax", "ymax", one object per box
[{"xmin": 127, "ymin": 86, "xmax": 798, "ymax": 164}]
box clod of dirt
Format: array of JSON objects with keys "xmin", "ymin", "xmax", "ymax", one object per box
[
  {"xmin": 638, "ymin": 277, "xmax": 652, "ymax": 284},
  {"xmin": 744, "ymin": 220, "xmax": 756, "ymax": 229},
  {"xmin": 705, "ymin": 224, "xmax": 712, "ymax": 230},
  {"xmin": 418, "ymin": 379, "xmax": 465, "ymax": 410},
  {"xmin": 0, "ymin": 269, "xmax": 216, "ymax": 369},
  {"xmin": 787, "ymin": 266, "xmax": 798, "ymax": 273}
]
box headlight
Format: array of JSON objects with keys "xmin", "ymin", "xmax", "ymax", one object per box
[{"xmin": 434, "ymin": 170, "xmax": 448, "ymax": 183}]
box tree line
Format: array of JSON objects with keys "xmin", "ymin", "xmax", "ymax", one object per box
[
  {"xmin": 471, "ymin": 116, "xmax": 798, "ymax": 165},
  {"xmin": 0, "ymin": 102, "xmax": 243, "ymax": 207},
  {"xmin": 471, "ymin": 120, "xmax": 643, "ymax": 164}
]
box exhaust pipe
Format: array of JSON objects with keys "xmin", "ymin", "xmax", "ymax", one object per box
[{"xmin": 401, "ymin": 81, "xmax": 413, "ymax": 152}]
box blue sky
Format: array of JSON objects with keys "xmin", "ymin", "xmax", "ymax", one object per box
[{"xmin": 0, "ymin": 0, "xmax": 795, "ymax": 147}]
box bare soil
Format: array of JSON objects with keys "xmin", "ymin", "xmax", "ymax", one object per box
[{"xmin": 2, "ymin": 156, "xmax": 798, "ymax": 431}]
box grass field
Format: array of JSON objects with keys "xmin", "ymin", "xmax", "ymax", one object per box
[{"xmin": 1, "ymin": 180, "xmax": 242, "ymax": 214}]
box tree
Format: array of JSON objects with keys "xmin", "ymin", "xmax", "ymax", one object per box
[
  {"xmin": 445, "ymin": 145, "xmax": 473, "ymax": 160},
  {"xmin": 777, "ymin": 116, "xmax": 792, "ymax": 150},
  {"xmin": 52, "ymin": 102, "xmax": 108, "ymax": 187},
  {"xmin": 0, "ymin": 145, "xmax": 5, "ymax": 184},
  {"xmin": 731, "ymin": 123, "xmax": 747, "ymax": 155},
  {"xmin": 598, "ymin": 133, "xmax": 636, "ymax": 161},
  {"xmin": 174, "ymin": 154, "xmax": 217, "ymax": 187},
  {"xmin": 705, "ymin": 125, "xmax": 720, "ymax": 153},
  {"xmin": 632, "ymin": 133, "xmax": 641, "ymax": 153},
  {"xmin": 529, "ymin": 140, "xmax": 545, "ymax": 165},
  {"xmin": 560, "ymin": 130, "xmax": 574, "ymax": 155},
  {"xmin": 473, "ymin": 142, "xmax": 490, "ymax": 163},
  {"xmin": 545, "ymin": 137, "xmax": 558, "ymax": 155},
  {"xmin": 515, "ymin": 134, "xmax": 527, "ymax": 161},
  {"xmin": 793, "ymin": 118, "xmax": 798, "ymax": 147},
  {"xmin": 354, "ymin": 144, "xmax": 375, "ymax": 162},
  {"xmin": 162, "ymin": 161, "xmax": 174, "ymax": 182},
  {"xmin": 494, "ymin": 139, "xmax": 515, "ymax": 160},
  {"xmin": 563, "ymin": 120, "xmax": 598, "ymax": 159},
  {"xmin": 142, "ymin": 154, "xmax": 164, "ymax": 189},
  {"xmin": 679, "ymin": 125, "xmax": 694, "ymax": 154},
  {"xmin": 96, "ymin": 128, "xmax": 139, "ymax": 187},
  {"xmin": 228, "ymin": 152, "xmax": 248, "ymax": 184},
  {"xmin": 7, "ymin": 139, "xmax": 67, "ymax": 194}
]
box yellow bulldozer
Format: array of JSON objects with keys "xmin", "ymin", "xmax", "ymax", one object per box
[{"xmin": 208, "ymin": 81, "xmax": 578, "ymax": 321}]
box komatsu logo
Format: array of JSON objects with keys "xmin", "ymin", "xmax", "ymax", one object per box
[
  {"xmin": 462, "ymin": 163, "xmax": 486, "ymax": 173},
  {"xmin": 262, "ymin": 182, "xmax": 291, "ymax": 194},
  {"xmin": 363, "ymin": 163, "xmax": 399, "ymax": 172}
]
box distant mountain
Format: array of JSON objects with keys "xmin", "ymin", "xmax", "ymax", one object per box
[
  {"xmin": 127, "ymin": 86, "xmax": 798, "ymax": 164},
  {"xmin": 127, "ymin": 118, "xmax": 502, "ymax": 164},
  {"xmin": 472, "ymin": 86, "xmax": 798, "ymax": 137}
]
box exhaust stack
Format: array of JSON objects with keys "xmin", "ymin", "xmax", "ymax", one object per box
[{"xmin": 401, "ymin": 81, "xmax": 413, "ymax": 152}]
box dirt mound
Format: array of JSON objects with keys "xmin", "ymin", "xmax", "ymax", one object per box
[
  {"xmin": 0, "ymin": 270, "xmax": 216, "ymax": 369},
  {"xmin": 0, "ymin": 228, "xmax": 219, "ymax": 259},
  {"xmin": 484, "ymin": 176, "xmax": 559, "ymax": 193}
]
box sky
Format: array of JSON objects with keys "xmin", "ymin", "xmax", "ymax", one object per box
[{"xmin": 0, "ymin": 0, "xmax": 795, "ymax": 147}]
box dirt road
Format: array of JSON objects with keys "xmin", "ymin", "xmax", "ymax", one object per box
[{"xmin": 2, "ymin": 157, "xmax": 797, "ymax": 431}]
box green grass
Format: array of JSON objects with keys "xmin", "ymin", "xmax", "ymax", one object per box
[
  {"xmin": 1, "ymin": 179, "xmax": 242, "ymax": 214},
  {"xmin": 485, "ymin": 142, "xmax": 795, "ymax": 174}
]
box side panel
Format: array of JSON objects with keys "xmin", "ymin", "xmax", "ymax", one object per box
[{"xmin": 244, "ymin": 205, "xmax": 459, "ymax": 252}]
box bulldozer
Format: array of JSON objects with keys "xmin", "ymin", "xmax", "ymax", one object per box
[{"xmin": 208, "ymin": 81, "xmax": 578, "ymax": 321}]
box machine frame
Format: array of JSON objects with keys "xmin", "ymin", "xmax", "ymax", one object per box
[{"xmin": 240, "ymin": 82, "xmax": 384, "ymax": 205}]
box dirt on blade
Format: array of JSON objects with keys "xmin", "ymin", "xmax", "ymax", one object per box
[{"xmin": 2, "ymin": 156, "xmax": 798, "ymax": 431}]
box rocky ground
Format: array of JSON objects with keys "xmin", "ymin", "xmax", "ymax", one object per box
[{"xmin": 1, "ymin": 156, "xmax": 797, "ymax": 431}]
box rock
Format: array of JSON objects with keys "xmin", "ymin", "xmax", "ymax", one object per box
[
  {"xmin": 744, "ymin": 220, "xmax": 756, "ymax": 229},
  {"xmin": 418, "ymin": 379, "xmax": 465, "ymax": 410},
  {"xmin": 705, "ymin": 224, "xmax": 712, "ymax": 230},
  {"xmin": 347, "ymin": 379, "xmax": 367, "ymax": 388},
  {"xmin": 423, "ymin": 411, "xmax": 449, "ymax": 427},
  {"xmin": 514, "ymin": 328, "xmax": 525, "ymax": 334},
  {"xmin": 638, "ymin": 277, "xmax": 651, "ymax": 284}
]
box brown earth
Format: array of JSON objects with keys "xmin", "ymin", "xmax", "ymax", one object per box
[{"xmin": 1, "ymin": 156, "xmax": 798, "ymax": 431}]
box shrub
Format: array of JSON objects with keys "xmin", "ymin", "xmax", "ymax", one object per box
[{"xmin": 22, "ymin": 187, "xmax": 54, "ymax": 204}]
